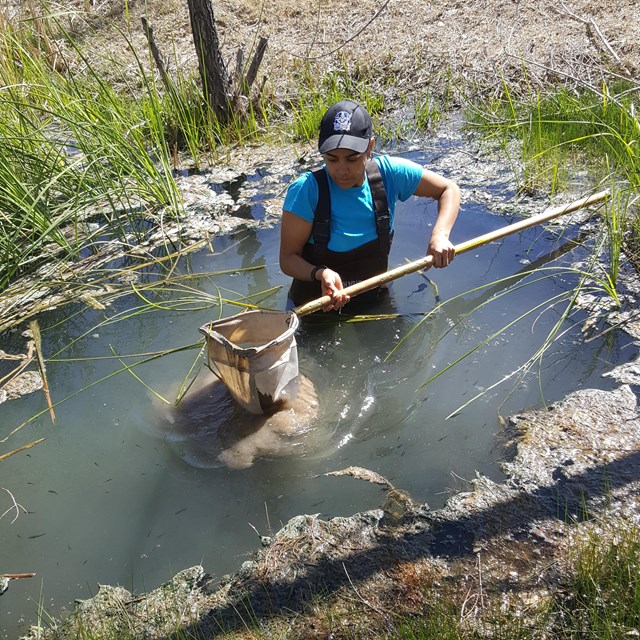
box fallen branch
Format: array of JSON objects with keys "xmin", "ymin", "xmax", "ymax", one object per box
[
  {"xmin": 275, "ymin": 0, "xmax": 391, "ymax": 61},
  {"xmin": 0, "ymin": 340, "xmax": 34, "ymax": 388},
  {"xmin": 558, "ymin": 2, "xmax": 621, "ymax": 62}
]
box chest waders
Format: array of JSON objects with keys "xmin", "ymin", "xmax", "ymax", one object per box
[{"xmin": 288, "ymin": 160, "xmax": 393, "ymax": 307}]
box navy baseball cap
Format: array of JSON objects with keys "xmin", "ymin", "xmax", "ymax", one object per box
[{"xmin": 318, "ymin": 100, "xmax": 373, "ymax": 154}]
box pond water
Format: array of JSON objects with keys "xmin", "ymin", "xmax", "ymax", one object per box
[{"xmin": 0, "ymin": 146, "xmax": 632, "ymax": 638}]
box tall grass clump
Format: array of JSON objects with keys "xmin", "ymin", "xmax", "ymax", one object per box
[
  {"xmin": 470, "ymin": 78, "xmax": 639, "ymax": 193},
  {"xmin": 551, "ymin": 524, "xmax": 640, "ymax": 638},
  {"xmin": 0, "ymin": 5, "xmax": 275, "ymax": 294},
  {"xmin": 0, "ymin": 9, "xmax": 184, "ymax": 289},
  {"xmin": 156, "ymin": 62, "xmax": 278, "ymax": 166},
  {"xmin": 468, "ymin": 74, "xmax": 639, "ymax": 285}
]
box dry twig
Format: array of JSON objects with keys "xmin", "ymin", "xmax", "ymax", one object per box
[
  {"xmin": 0, "ymin": 487, "xmax": 28, "ymax": 524},
  {"xmin": 0, "ymin": 340, "xmax": 34, "ymax": 388},
  {"xmin": 0, "ymin": 438, "xmax": 47, "ymax": 461},
  {"xmin": 29, "ymin": 320, "xmax": 55, "ymax": 424}
]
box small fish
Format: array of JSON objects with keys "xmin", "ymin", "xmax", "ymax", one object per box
[
  {"xmin": 175, "ymin": 508, "xmax": 187, "ymax": 515},
  {"xmin": 48, "ymin": 490, "xmax": 57, "ymax": 494},
  {"xmin": 29, "ymin": 533, "xmax": 46, "ymax": 539}
]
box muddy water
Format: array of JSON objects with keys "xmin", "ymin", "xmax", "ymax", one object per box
[{"xmin": 0, "ymin": 148, "xmax": 630, "ymax": 638}]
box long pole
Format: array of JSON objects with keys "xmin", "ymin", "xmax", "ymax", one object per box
[{"xmin": 294, "ymin": 190, "xmax": 610, "ymax": 317}]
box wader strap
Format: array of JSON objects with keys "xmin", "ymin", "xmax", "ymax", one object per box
[
  {"xmin": 365, "ymin": 160, "xmax": 391, "ymax": 255},
  {"xmin": 311, "ymin": 160, "xmax": 391, "ymax": 262},
  {"xmin": 311, "ymin": 168, "xmax": 331, "ymax": 263}
]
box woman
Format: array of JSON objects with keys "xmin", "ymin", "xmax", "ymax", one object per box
[{"xmin": 280, "ymin": 99, "xmax": 461, "ymax": 312}]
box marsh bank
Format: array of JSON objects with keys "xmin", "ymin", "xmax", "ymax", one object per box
[{"xmin": 19, "ymin": 362, "xmax": 640, "ymax": 639}]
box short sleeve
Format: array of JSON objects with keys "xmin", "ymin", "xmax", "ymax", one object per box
[
  {"xmin": 376, "ymin": 155, "xmax": 424, "ymax": 202},
  {"xmin": 282, "ymin": 172, "xmax": 319, "ymax": 223}
]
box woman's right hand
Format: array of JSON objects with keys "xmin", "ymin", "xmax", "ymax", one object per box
[{"xmin": 317, "ymin": 267, "xmax": 350, "ymax": 311}]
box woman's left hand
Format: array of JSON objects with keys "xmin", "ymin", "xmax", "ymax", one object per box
[{"xmin": 427, "ymin": 233, "xmax": 456, "ymax": 268}]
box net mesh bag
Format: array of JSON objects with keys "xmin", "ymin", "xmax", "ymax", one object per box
[{"xmin": 199, "ymin": 310, "xmax": 300, "ymax": 414}]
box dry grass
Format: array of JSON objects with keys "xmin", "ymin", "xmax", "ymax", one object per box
[{"xmin": 10, "ymin": 0, "xmax": 640, "ymax": 105}]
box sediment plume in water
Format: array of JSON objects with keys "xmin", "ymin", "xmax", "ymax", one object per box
[{"xmin": 156, "ymin": 373, "xmax": 319, "ymax": 469}]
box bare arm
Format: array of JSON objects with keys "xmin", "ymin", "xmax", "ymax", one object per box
[
  {"xmin": 413, "ymin": 169, "xmax": 461, "ymax": 268},
  {"xmin": 279, "ymin": 211, "xmax": 350, "ymax": 310}
]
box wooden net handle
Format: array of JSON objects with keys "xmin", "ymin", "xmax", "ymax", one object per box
[{"xmin": 293, "ymin": 190, "xmax": 610, "ymax": 317}]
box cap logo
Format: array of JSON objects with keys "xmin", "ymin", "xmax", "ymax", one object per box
[{"xmin": 333, "ymin": 110, "xmax": 352, "ymax": 133}]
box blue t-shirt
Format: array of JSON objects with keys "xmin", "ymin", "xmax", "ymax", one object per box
[{"xmin": 282, "ymin": 155, "xmax": 423, "ymax": 252}]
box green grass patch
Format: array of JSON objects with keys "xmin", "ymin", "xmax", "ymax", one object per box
[
  {"xmin": 553, "ymin": 524, "xmax": 640, "ymax": 638},
  {"xmin": 285, "ymin": 60, "xmax": 388, "ymax": 145},
  {"xmin": 467, "ymin": 75, "xmax": 639, "ymax": 284},
  {"xmin": 471, "ymin": 80, "xmax": 639, "ymax": 196}
]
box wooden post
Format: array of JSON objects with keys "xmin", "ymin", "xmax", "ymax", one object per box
[
  {"xmin": 186, "ymin": 0, "xmax": 230, "ymax": 119},
  {"xmin": 141, "ymin": 17, "xmax": 172, "ymax": 93},
  {"xmin": 243, "ymin": 36, "xmax": 268, "ymax": 93}
]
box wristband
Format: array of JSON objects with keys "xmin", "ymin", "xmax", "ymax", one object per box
[{"xmin": 310, "ymin": 265, "xmax": 327, "ymax": 281}]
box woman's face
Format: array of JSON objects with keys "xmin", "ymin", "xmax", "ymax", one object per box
[{"xmin": 322, "ymin": 139, "xmax": 374, "ymax": 189}]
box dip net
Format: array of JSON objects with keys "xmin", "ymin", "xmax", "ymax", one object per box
[{"xmin": 199, "ymin": 310, "xmax": 300, "ymax": 415}]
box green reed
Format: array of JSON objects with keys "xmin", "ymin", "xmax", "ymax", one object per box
[
  {"xmin": 468, "ymin": 76, "xmax": 639, "ymax": 286},
  {"xmin": 0, "ymin": 5, "xmax": 274, "ymax": 295},
  {"xmin": 388, "ymin": 258, "xmax": 619, "ymax": 417},
  {"xmin": 0, "ymin": 14, "xmax": 174, "ymax": 287}
]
